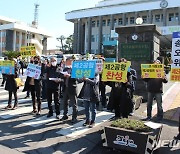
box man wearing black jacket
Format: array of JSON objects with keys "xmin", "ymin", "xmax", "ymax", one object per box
[
  {"xmin": 46, "ymin": 57, "xmax": 62, "ymax": 119},
  {"xmin": 60, "ymin": 57, "xmax": 78, "ymax": 123},
  {"xmin": 143, "ymin": 60, "xmax": 168, "ymax": 122}
]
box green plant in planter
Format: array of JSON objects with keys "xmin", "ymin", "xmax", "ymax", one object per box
[{"xmin": 111, "ymin": 118, "xmax": 152, "ymax": 132}]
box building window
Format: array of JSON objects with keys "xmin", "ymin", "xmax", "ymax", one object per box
[
  {"xmin": 175, "ymin": 13, "xmax": 179, "ymax": 21},
  {"xmin": 103, "ymin": 20, "xmax": 106, "ymax": 26},
  {"xmin": 96, "ymin": 35, "xmax": 99, "ymax": 42},
  {"xmin": 142, "ymin": 16, "xmax": 147, "ymax": 23},
  {"xmin": 97, "ymin": 20, "xmax": 99, "ymax": 27},
  {"xmin": 169, "ymin": 13, "xmax": 174, "ymax": 21},
  {"xmin": 107, "ymin": 19, "xmax": 111, "ymax": 26},
  {"xmin": 91, "ymin": 35, "xmax": 95, "ymax": 42},
  {"xmin": 118, "ymin": 18, "xmax": 123, "ymax": 25},
  {"xmin": 130, "ymin": 17, "xmax": 135, "ymax": 24},
  {"xmin": 161, "ymin": 14, "xmax": 164, "ymax": 22},
  {"xmin": 155, "ymin": 14, "xmax": 160, "ymax": 22},
  {"xmin": 126, "ymin": 17, "xmax": 128, "ymax": 25},
  {"xmin": 92, "ymin": 21, "xmax": 96, "ymax": 27},
  {"xmin": 102, "ymin": 34, "xmax": 106, "ymax": 42},
  {"xmin": 114, "ymin": 19, "xmax": 117, "ymax": 26}
]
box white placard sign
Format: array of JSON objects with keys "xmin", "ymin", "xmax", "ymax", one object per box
[{"xmin": 25, "ymin": 63, "xmax": 41, "ymax": 79}]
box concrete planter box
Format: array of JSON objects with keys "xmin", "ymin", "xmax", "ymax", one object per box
[{"xmin": 101, "ymin": 122, "xmax": 163, "ymax": 154}]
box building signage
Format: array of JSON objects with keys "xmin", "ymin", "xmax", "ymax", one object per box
[
  {"xmin": 0, "ymin": 60, "xmax": 15, "ymax": 74},
  {"xmin": 170, "ymin": 32, "xmax": 180, "ymax": 81},
  {"xmin": 141, "ymin": 64, "xmax": 164, "ymax": 78},
  {"xmin": 20, "ymin": 46, "xmax": 36, "ymax": 57},
  {"xmin": 102, "ymin": 62, "xmax": 131, "ymax": 82},
  {"xmin": 120, "ymin": 42, "xmax": 151, "ymax": 61},
  {"xmin": 71, "ymin": 60, "xmax": 96, "ymax": 78},
  {"xmin": 25, "ymin": 63, "xmax": 41, "ymax": 79},
  {"xmin": 161, "ymin": 26, "xmax": 180, "ymax": 35}
]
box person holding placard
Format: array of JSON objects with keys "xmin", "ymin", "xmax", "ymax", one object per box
[
  {"xmin": 23, "ymin": 56, "xmax": 42, "ymax": 115},
  {"xmin": 60, "ymin": 56, "xmax": 78, "ymax": 123},
  {"xmin": 5, "ymin": 60, "xmax": 19, "ymax": 110},
  {"xmin": 142, "ymin": 60, "xmax": 168, "ymax": 122},
  {"xmin": 78, "ymin": 73, "xmax": 100, "ymax": 128}
]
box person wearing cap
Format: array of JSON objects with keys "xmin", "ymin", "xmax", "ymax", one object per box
[
  {"xmin": 60, "ymin": 56, "xmax": 78, "ymax": 123},
  {"xmin": 46, "ymin": 57, "xmax": 62, "ymax": 119},
  {"xmin": 142, "ymin": 59, "xmax": 168, "ymax": 122}
]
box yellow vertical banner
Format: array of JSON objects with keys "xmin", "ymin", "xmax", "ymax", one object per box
[
  {"xmin": 170, "ymin": 68, "xmax": 180, "ymax": 81},
  {"xmin": 20, "ymin": 46, "xmax": 36, "ymax": 57},
  {"xmin": 141, "ymin": 64, "xmax": 164, "ymax": 78},
  {"xmin": 102, "ymin": 62, "xmax": 131, "ymax": 83}
]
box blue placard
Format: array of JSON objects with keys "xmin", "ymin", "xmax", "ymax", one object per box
[
  {"xmin": 173, "ymin": 32, "xmax": 180, "ymax": 38},
  {"xmin": 0, "ymin": 66, "xmax": 15, "ymax": 74},
  {"xmin": 71, "ymin": 60, "xmax": 96, "ymax": 78}
]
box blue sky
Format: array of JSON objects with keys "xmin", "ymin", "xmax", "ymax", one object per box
[{"xmin": 0, "ymin": 0, "xmax": 100, "ymax": 49}]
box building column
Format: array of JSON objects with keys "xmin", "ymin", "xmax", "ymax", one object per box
[
  {"xmin": 98, "ymin": 16, "xmax": 103, "ymax": 54},
  {"xmin": 110, "ymin": 14, "xmax": 114, "ymax": 30},
  {"xmin": 163, "ymin": 9, "xmax": 167, "ymax": 26},
  {"xmin": 19, "ymin": 32, "xmax": 22, "ymax": 50},
  {"xmin": 81, "ymin": 23, "xmax": 85, "ymax": 54},
  {"xmin": 148, "ymin": 10, "xmax": 152, "ymax": 24},
  {"xmin": 73, "ymin": 21, "xmax": 78, "ymax": 54},
  {"xmin": 77, "ymin": 19, "xmax": 82, "ymax": 54},
  {"xmin": 87, "ymin": 17, "xmax": 92, "ymax": 53},
  {"xmin": 13, "ymin": 30, "xmax": 16, "ymax": 51},
  {"xmin": 25, "ymin": 32, "xmax": 27, "ymax": 46},
  {"xmin": 122, "ymin": 13, "xmax": 126, "ymax": 26},
  {"xmin": 178, "ymin": 7, "xmax": 180, "ymax": 25}
]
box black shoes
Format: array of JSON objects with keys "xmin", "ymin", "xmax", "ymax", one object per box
[
  {"xmin": 47, "ymin": 113, "xmax": 53, "ymax": 118},
  {"xmin": 5, "ymin": 105, "xmax": 12, "ymax": 109},
  {"xmin": 56, "ymin": 115, "xmax": 61, "ymax": 120},
  {"xmin": 60, "ymin": 115, "xmax": 68, "ymax": 121},
  {"xmin": 142, "ymin": 117, "xmax": 152, "ymax": 121},
  {"xmin": 89, "ymin": 121, "xmax": 95, "ymax": 128},
  {"xmin": 71, "ymin": 118, "xmax": 77, "ymax": 124},
  {"xmin": 83, "ymin": 120, "xmax": 90, "ymax": 126}
]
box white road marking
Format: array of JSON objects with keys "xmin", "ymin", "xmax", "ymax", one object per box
[
  {"xmin": 22, "ymin": 106, "xmax": 85, "ymax": 127},
  {"xmin": 56, "ymin": 111, "xmax": 114, "ymax": 138},
  {"xmin": 0, "ymin": 98, "xmax": 31, "ymax": 109},
  {"xmin": 0, "ymin": 101, "xmax": 47, "ymax": 119}
]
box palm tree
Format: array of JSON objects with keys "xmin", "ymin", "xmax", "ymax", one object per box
[{"xmin": 57, "ymin": 35, "xmax": 66, "ymax": 51}]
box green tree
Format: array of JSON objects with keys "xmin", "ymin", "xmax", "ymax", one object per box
[
  {"xmin": 3, "ymin": 51, "xmax": 20, "ymax": 60},
  {"xmin": 65, "ymin": 35, "xmax": 73, "ymax": 52}
]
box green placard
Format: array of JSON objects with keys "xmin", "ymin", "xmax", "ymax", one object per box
[{"xmin": 120, "ymin": 42, "xmax": 151, "ymax": 61}]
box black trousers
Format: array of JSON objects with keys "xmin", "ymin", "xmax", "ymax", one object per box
[
  {"xmin": 29, "ymin": 85, "xmax": 41, "ymax": 111},
  {"xmin": 99, "ymin": 82, "xmax": 106, "ymax": 106},
  {"xmin": 47, "ymin": 88, "xmax": 60, "ymax": 115},
  {"xmin": 8, "ymin": 91, "xmax": 18, "ymax": 106}
]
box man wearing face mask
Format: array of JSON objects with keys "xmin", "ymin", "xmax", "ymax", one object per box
[
  {"xmin": 60, "ymin": 56, "xmax": 78, "ymax": 123},
  {"xmin": 23, "ymin": 56, "xmax": 42, "ymax": 115},
  {"xmin": 46, "ymin": 57, "xmax": 62, "ymax": 119}
]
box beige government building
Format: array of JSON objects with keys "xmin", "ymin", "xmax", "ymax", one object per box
[{"xmin": 65, "ymin": 0, "xmax": 180, "ymax": 55}]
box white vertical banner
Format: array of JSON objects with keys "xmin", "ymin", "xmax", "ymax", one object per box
[{"xmin": 170, "ymin": 32, "xmax": 180, "ymax": 81}]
